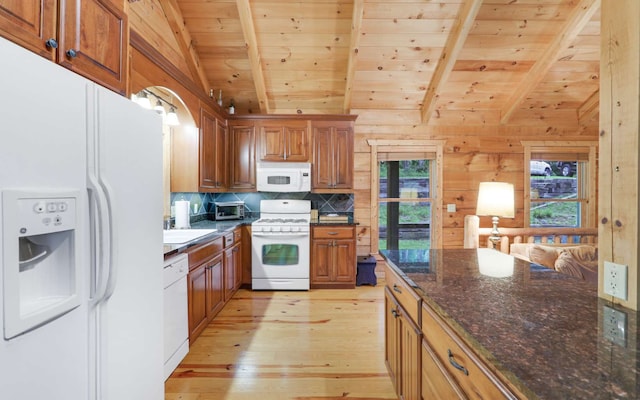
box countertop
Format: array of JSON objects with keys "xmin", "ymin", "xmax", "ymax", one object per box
[
  {"xmin": 381, "ymin": 248, "xmax": 640, "ymax": 400},
  {"xmin": 163, "ymin": 218, "xmax": 256, "ymax": 257}
]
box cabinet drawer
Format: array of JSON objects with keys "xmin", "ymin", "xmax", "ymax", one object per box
[
  {"xmin": 384, "ymin": 264, "xmax": 421, "ymax": 324},
  {"xmin": 313, "ymin": 226, "xmax": 354, "ymax": 239},
  {"xmin": 187, "ymin": 237, "xmax": 223, "ymax": 270},
  {"xmin": 421, "ymin": 303, "xmax": 517, "ymax": 400},
  {"xmin": 223, "ymin": 231, "xmax": 235, "ymax": 248}
]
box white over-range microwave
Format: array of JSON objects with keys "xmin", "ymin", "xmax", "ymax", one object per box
[{"xmin": 256, "ymin": 162, "xmax": 311, "ymax": 192}]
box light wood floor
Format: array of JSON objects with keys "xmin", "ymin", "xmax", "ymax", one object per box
[{"xmin": 165, "ymin": 282, "xmax": 398, "ymax": 400}]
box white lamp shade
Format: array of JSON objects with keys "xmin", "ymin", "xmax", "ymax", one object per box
[
  {"xmin": 165, "ymin": 107, "xmax": 180, "ymax": 126},
  {"xmin": 476, "ymin": 182, "xmax": 515, "ymax": 218},
  {"xmin": 136, "ymin": 92, "xmax": 151, "ymax": 109}
]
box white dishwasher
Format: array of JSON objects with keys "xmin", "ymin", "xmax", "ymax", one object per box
[{"xmin": 163, "ymin": 253, "xmax": 189, "ymax": 380}]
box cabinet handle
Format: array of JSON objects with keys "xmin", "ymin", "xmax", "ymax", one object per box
[
  {"xmin": 393, "ymin": 284, "xmax": 402, "ymax": 294},
  {"xmin": 328, "ymin": 231, "xmax": 338, "ymax": 235},
  {"xmin": 45, "ymin": 38, "xmax": 58, "ymax": 49},
  {"xmin": 447, "ymin": 349, "xmax": 469, "ymax": 376},
  {"xmin": 391, "ymin": 309, "xmax": 399, "ymax": 318},
  {"xmin": 66, "ymin": 49, "xmax": 77, "ymax": 58}
]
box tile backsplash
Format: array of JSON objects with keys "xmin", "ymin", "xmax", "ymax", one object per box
[{"xmin": 169, "ymin": 192, "xmax": 354, "ymax": 218}]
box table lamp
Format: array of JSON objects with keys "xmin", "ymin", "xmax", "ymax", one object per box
[{"xmin": 476, "ymin": 182, "xmax": 515, "ymax": 246}]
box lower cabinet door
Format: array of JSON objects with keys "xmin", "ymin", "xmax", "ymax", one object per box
[
  {"xmin": 422, "ymin": 339, "xmax": 467, "ymax": 399},
  {"xmin": 399, "ymin": 310, "xmax": 422, "ymax": 400},
  {"xmin": 188, "ymin": 263, "xmax": 208, "ymax": 343},
  {"xmin": 384, "ymin": 288, "xmax": 400, "ymax": 391},
  {"xmin": 207, "ymin": 255, "xmax": 224, "ymax": 319}
]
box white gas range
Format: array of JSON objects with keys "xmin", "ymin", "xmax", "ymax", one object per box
[{"xmin": 251, "ymin": 199, "xmax": 311, "ymax": 290}]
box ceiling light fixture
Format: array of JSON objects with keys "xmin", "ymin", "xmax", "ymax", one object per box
[{"xmin": 137, "ymin": 89, "xmax": 180, "ymax": 126}]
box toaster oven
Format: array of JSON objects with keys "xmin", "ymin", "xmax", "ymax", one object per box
[{"xmin": 214, "ymin": 201, "xmax": 245, "ymax": 220}]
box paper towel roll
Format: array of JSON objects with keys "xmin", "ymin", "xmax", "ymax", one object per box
[{"xmin": 174, "ymin": 200, "xmax": 191, "ymax": 229}]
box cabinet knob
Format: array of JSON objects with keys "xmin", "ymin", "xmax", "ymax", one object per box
[
  {"xmin": 447, "ymin": 349, "xmax": 469, "ymax": 376},
  {"xmin": 391, "ymin": 309, "xmax": 399, "ymax": 318},
  {"xmin": 66, "ymin": 49, "xmax": 77, "ymax": 58},
  {"xmin": 45, "ymin": 38, "xmax": 58, "ymax": 49}
]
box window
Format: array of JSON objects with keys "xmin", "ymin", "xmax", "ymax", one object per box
[
  {"xmin": 367, "ymin": 140, "xmax": 444, "ymax": 253},
  {"xmin": 522, "ymin": 141, "xmax": 597, "ymax": 228},
  {"xmin": 379, "ymin": 160, "xmax": 432, "ymax": 251}
]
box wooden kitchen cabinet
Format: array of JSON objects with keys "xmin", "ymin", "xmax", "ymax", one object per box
[
  {"xmin": 421, "ymin": 302, "xmax": 519, "ymax": 400},
  {"xmin": 0, "ymin": 0, "xmax": 128, "ymax": 94},
  {"xmin": 223, "ymin": 228, "xmax": 242, "ymax": 301},
  {"xmin": 310, "ymin": 225, "xmax": 356, "ymax": 288},
  {"xmin": 312, "ymin": 121, "xmax": 354, "ymax": 192},
  {"xmin": 384, "ymin": 266, "xmax": 422, "ymax": 400},
  {"xmin": 186, "ymin": 237, "xmax": 224, "ymax": 343},
  {"xmin": 228, "ymin": 122, "xmax": 256, "ymax": 191},
  {"xmin": 200, "ymin": 108, "xmax": 228, "ymax": 191},
  {"xmin": 258, "ymin": 121, "xmax": 310, "ymax": 162}
]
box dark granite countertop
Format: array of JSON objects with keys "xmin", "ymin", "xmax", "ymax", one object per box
[
  {"xmin": 163, "ymin": 218, "xmax": 256, "ymax": 257},
  {"xmin": 381, "ymin": 248, "xmax": 639, "ymax": 400}
]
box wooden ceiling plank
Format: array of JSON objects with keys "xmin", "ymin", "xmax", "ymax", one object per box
[
  {"xmin": 500, "ymin": 0, "xmax": 600, "ymax": 124},
  {"xmin": 157, "ymin": 0, "xmax": 210, "ymax": 93},
  {"xmin": 236, "ymin": 0, "xmax": 270, "ymax": 113},
  {"xmin": 420, "ymin": 0, "xmax": 483, "ymax": 124},
  {"xmin": 343, "ymin": 0, "xmax": 364, "ymax": 113},
  {"xmin": 578, "ymin": 89, "xmax": 600, "ymax": 123}
]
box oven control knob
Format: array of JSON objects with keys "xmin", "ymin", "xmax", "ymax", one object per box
[
  {"xmin": 273, "ymin": 226, "xmax": 281, "ymax": 232},
  {"xmin": 291, "ymin": 226, "xmax": 299, "ymax": 232}
]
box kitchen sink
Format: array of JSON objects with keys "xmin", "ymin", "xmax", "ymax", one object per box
[{"xmin": 163, "ymin": 229, "xmax": 217, "ymax": 244}]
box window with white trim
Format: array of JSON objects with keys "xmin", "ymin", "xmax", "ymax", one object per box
[{"xmin": 522, "ymin": 141, "xmax": 597, "ymax": 228}]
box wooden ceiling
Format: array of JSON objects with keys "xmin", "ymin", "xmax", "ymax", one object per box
[{"xmin": 145, "ymin": 0, "xmax": 600, "ymax": 123}]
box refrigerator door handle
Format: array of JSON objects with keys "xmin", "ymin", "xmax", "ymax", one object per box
[
  {"xmin": 99, "ymin": 178, "xmax": 118, "ymax": 301},
  {"xmin": 87, "ymin": 173, "xmax": 114, "ymax": 306}
]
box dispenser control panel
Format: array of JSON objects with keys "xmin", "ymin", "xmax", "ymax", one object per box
[{"xmin": 17, "ymin": 196, "xmax": 77, "ymax": 236}]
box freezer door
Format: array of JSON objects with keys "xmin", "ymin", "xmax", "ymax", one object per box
[{"xmin": 0, "ymin": 37, "xmax": 90, "ymax": 399}]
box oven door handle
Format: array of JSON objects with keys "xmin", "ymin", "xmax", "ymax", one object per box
[{"xmin": 252, "ymin": 233, "xmax": 309, "ymax": 239}]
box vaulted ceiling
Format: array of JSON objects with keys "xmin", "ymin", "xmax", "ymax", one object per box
[{"xmin": 140, "ymin": 0, "xmax": 600, "ymax": 125}]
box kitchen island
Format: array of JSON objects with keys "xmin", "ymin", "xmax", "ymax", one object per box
[{"xmin": 382, "ymin": 248, "xmax": 639, "ymax": 399}]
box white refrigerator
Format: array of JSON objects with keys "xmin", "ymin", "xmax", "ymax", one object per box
[{"xmin": 0, "ymin": 37, "xmax": 165, "ymax": 399}]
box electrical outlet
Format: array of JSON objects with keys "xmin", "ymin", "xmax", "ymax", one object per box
[
  {"xmin": 604, "ymin": 261, "xmax": 628, "ymax": 300},
  {"xmin": 447, "ymin": 204, "xmax": 456, "ymax": 212},
  {"xmin": 602, "ymin": 305, "xmax": 627, "ymax": 347}
]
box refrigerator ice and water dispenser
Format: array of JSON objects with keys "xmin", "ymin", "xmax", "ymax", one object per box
[{"xmin": 2, "ymin": 190, "xmax": 81, "ymax": 339}]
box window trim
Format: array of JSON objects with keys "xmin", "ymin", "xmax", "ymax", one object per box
[
  {"xmin": 367, "ymin": 139, "xmax": 444, "ymax": 253},
  {"xmin": 522, "ymin": 140, "xmax": 598, "ymax": 228}
]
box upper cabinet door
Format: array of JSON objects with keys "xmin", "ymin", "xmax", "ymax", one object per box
[
  {"xmin": 229, "ymin": 124, "xmax": 256, "ymax": 191},
  {"xmin": 283, "ymin": 126, "xmax": 310, "ymax": 162},
  {"xmin": 0, "ymin": 0, "xmax": 57, "ymax": 59},
  {"xmin": 258, "ymin": 121, "xmax": 309, "ymax": 162},
  {"xmin": 312, "ymin": 121, "xmax": 354, "ymax": 191},
  {"xmin": 58, "ymin": 0, "xmax": 128, "ymax": 94}
]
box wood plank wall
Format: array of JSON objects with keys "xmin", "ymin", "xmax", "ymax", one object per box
[{"xmin": 352, "ymin": 109, "xmax": 598, "ymax": 256}]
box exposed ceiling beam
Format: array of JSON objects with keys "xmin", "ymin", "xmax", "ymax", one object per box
[
  {"xmin": 420, "ymin": 0, "xmax": 483, "ymax": 124},
  {"xmin": 500, "ymin": 0, "xmax": 600, "ymax": 124},
  {"xmin": 157, "ymin": 0, "xmax": 210, "ymax": 94},
  {"xmin": 343, "ymin": 0, "xmax": 364, "ymax": 114},
  {"xmin": 236, "ymin": 0, "xmax": 270, "ymax": 113},
  {"xmin": 578, "ymin": 89, "xmax": 600, "ymax": 124}
]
